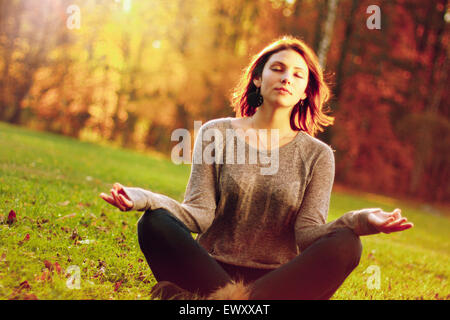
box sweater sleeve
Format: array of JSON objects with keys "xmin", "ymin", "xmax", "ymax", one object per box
[
  {"xmin": 122, "ymin": 123, "xmax": 218, "ymax": 234},
  {"xmin": 294, "ymin": 146, "xmax": 380, "ymax": 252}
]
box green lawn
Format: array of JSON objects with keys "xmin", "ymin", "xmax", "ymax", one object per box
[{"xmin": 0, "ymin": 121, "xmax": 448, "ymax": 300}]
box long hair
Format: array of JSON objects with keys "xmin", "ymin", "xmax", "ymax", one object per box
[{"xmin": 230, "ymin": 35, "xmax": 334, "ymax": 137}]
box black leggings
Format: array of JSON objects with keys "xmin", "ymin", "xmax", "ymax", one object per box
[{"xmin": 137, "ymin": 208, "xmax": 362, "ymax": 300}]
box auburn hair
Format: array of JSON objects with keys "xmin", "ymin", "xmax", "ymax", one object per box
[{"xmin": 230, "ymin": 35, "xmax": 334, "ymax": 137}]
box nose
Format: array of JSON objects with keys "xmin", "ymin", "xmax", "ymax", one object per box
[{"xmin": 281, "ymin": 72, "xmax": 292, "ymax": 84}]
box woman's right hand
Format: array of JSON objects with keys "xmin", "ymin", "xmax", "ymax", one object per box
[
  {"xmin": 100, "ymin": 182, "xmax": 134, "ymax": 211},
  {"xmin": 367, "ymin": 208, "xmax": 413, "ymax": 234}
]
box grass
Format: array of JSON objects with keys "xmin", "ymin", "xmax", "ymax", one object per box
[{"xmin": 0, "ymin": 121, "xmax": 448, "ymax": 300}]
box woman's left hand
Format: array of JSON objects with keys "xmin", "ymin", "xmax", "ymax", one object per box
[
  {"xmin": 367, "ymin": 208, "xmax": 414, "ymax": 234},
  {"xmin": 100, "ymin": 182, "xmax": 134, "ymax": 212}
]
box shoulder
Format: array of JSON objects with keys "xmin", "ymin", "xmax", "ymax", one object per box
[
  {"xmin": 199, "ymin": 117, "xmax": 232, "ymax": 132},
  {"xmin": 199, "ymin": 118, "xmax": 232, "ymax": 135},
  {"xmin": 299, "ymin": 132, "xmax": 334, "ymax": 158},
  {"xmin": 296, "ymin": 132, "xmax": 335, "ymax": 170}
]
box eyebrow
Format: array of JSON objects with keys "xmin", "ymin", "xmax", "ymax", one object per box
[{"xmin": 270, "ymin": 61, "xmax": 307, "ymax": 72}]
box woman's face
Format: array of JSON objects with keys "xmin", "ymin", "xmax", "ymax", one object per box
[{"xmin": 253, "ymin": 49, "xmax": 309, "ymax": 109}]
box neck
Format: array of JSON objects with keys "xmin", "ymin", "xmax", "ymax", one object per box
[{"xmin": 251, "ymin": 103, "xmax": 295, "ymax": 136}]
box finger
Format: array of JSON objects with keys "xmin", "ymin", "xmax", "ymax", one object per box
[
  {"xmin": 384, "ymin": 217, "xmax": 407, "ymax": 228},
  {"xmin": 116, "ymin": 193, "xmax": 129, "ymax": 209},
  {"xmin": 119, "ymin": 194, "xmax": 133, "ymax": 209},
  {"xmin": 100, "ymin": 193, "xmax": 116, "ymax": 206},
  {"xmin": 114, "ymin": 191, "xmax": 132, "ymax": 210},
  {"xmin": 100, "ymin": 193, "xmax": 123, "ymax": 211},
  {"xmin": 387, "ymin": 222, "xmax": 414, "ymax": 233},
  {"xmin": 113, "ymin": 190, "xmax": 126, "ymax": 211},
  {"xmin": 392, "ymin": 208, "xmax": 402, "ymax": 220},
  {"xmin": 100, "ymin": 192, "xmax": 109, "ymax": 199},
  {"xmin": 113, "ymin": 183, "xmax": 132, "ymax": 201},
  {"xmin": 109, "ymin": 189, "xmax": 122, "ymax": 209},
  {"xmin": 111, "ymin": 189, "xmax": 125, "ymax": 211},
  {"xmin": 116, "ymin": 186, "xmax": 131, "ymax": 200},
  {"xmin": 381, "ymin": 220, "xmax": 414, "ymax": 233}
]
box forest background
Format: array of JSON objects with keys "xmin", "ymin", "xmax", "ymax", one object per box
[{"xmin": 1, "ymin": 0, "xmax": 448, "ymax": 205}]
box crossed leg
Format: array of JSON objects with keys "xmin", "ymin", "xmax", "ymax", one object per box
[{"xmin": 137, "ymin": 208, "xmax": 362, "ymax": 300}]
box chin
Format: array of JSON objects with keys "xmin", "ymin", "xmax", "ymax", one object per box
[
  {"xmin": 271, "ymin": 99, "xmax": 295, "ymax": 108},
  {"xmin": 273, "ymin": 100, "xmax": 295, "ymax": 109}
]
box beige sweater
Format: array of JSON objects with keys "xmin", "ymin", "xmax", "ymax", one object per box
[{"xmin": 124, "ymin": 117, "xmax": 379, "ymax": 269}]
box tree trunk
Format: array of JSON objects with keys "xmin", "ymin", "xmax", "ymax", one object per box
[
  {"xmin": 0, "ymin": 0, "xmax": 24, "ymax": 120},
  {"xmin": 406, "ymin": 0, "xmax": 441, "ymax": 195},
  {"xmin": 317, "ymin": 0, "xmax": 339, "ymax": 69},
  {"xmin": 9, "ymin": 76, "xmax": 34, "ymax": 124},
  {"xmin": 333, "ymin": 0, "xmax": 359, "ymax": 102},
  {"xmin": 312, "ymin": 0, "xmax": 328, "ymax": 53}
]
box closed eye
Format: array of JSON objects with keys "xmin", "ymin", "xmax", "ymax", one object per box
[{"xmin": 272, "ymin": 68, "xmax": 303, "ymax": 78}]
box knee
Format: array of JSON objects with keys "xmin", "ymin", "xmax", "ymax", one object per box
[
  {"xmin": 138, "ymin": 208, "xmax": 161, "ymax": 231},
  {"xmin": 137, "ymin": 208, "xmax": 189, "ymax": 242},
  {"xmin": 329, "ymin": 228, "xmax": 362, "ymax": 271},
  {"xmin": 137, "ymin": 208, "xmax": 172, "ymax": 242}
]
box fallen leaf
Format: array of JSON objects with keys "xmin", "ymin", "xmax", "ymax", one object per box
[
  {"xmin": 77, "ymin": 202, "xmax": 91, "ymax": 208},
  {"xmin": 7, "ymin": 210, "xmax": 17, "ymax": 225},
  {"xmin": 436, "ymin": 274, "xmax": 446, "ymax": 281},
  {"xmin": 92, "ymin": 265, "xmax": 106, "ymax": 280},
  {"xmin": 35, "ymin": 269, "xmax": 52, "ymax": 282},
  {"xmin": 19, "ymin": 280, "xmax": 31, "ymax": 290},
  {"xmin": 137, "ymin": 272, "xmax": 148, "ymax": 283},
  {"xmin": 57, "ymin": 213, "xmax": 77, "ymax": 221},
  {"xmin": 114, "ymin": 280, "xmax": 123, "ymax": 292},
  {"xmin": 57, "ymin": 201, "xmax": 70, "ymax": 206},
  {"xmin": 18, "ymin": 233, "xmax": 30, "ymax": 245},
  {"xmin": 54, "ymin": 262, "xmax": 62, "ymax": 274},
  {"xmin": 43, "ymin": 260, "xmax": 54, "ymax": 271},
  {"xmin": 70, "ymin": 229, "xmax": 82, "ymax": 241},
  {"xmin": 79, "ymin": 239, "xmax": 95, "ymax": 244},
  {"xmin": 60, "ymin": 226, "xmax": 70, "ymax": 233},
  {"xmin": 95, "ymin": 226, "xmax": 108, "ymax": 232},
  {"xmin": 8, "ymin": 279, "xmax": 35, "ymax": 300}
]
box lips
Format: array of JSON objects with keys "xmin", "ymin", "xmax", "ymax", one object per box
[{"xmin": 275, "ymin": 87, "xmax": 291, "ymax": 94}]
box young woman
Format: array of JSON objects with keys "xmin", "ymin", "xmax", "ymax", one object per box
[{"xmin": 100, "ymin": 36, "xmax": 413, "ymax": 300}]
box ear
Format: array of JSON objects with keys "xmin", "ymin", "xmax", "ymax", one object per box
[{"xmin": 253, "ymin": 76, "xmax": 261, "ymax": 88}]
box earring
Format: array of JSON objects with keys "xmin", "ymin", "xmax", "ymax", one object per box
[
  {"xmin": 248, "ymin": 87, "xmax": 264, "ymax": 108},
  {"xmin": 299, "ymin": 98, "xmax": 306, "ymax": 107}
]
